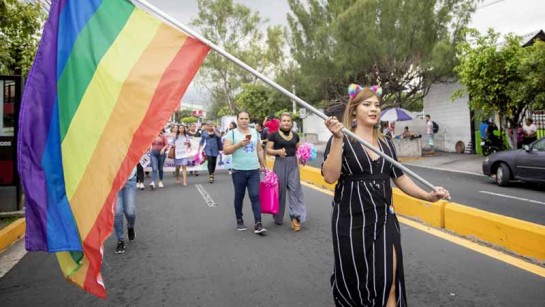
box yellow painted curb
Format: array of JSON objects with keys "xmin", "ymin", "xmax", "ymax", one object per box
[
  {"xmin": 295, "ymin": 163, "xmax": 545, "ymax": 261},
  {"xmin": 298, "ymin": 166, "xmax": 336, "ymax": 191},
  {"xmin": 392, "ymin": 189, "xmax": 446, "ymax": 228},
  {"xmin": 0, "ymin": 218, "xmax": 26, "ymax": 252},
  {"xmin": 444, "ymin": 203, "xmax": 545, "ymax": 261},
  {"xmin": 266, "ymin": 159, "xmax": 336, "ymax": 191}
]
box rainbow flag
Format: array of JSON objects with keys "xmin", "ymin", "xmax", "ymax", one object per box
[{"xmin": 17, "ymin": 0, "xmax": 209, "ymax": 298}]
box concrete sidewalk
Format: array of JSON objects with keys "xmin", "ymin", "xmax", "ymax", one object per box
[
  {"xmin": 400, "ymin": 150, "xmax": 485, "ymax": 176},
  {"xmin": 313, "ymin": 142, "xmax": 485, "ymax": 176}
]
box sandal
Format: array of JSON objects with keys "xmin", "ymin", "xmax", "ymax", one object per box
[
  {"xmin": 209, "ymin": 175, "xmax": 214, "ymax": 183},
  {"xmin": 291, "ymin": 217, "xmax": 301, "ymax": 232}
]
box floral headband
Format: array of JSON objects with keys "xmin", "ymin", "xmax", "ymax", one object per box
[{"xmin": 348, "ymin": 83, "xmax": 382, "ymax": 100}]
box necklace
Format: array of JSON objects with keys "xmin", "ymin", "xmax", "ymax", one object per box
[{"xmin": 278, "ymin": 130, "xmax": 294, "ymax": 141}]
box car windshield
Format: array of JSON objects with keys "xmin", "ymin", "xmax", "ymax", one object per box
[{"xmin": 531, "ymin": 138, "xmax": 545, "ymax": 151}]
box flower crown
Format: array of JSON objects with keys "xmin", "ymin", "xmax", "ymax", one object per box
[{"xmin": 348, "ymin": 83, "xmax": 382, "ymax": 100}]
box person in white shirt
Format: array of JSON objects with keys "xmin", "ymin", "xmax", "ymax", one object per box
[
  {"xmin": 522, "ymin": 118, "xmax": 538, "ymax": 145},
  {"xmin": 425, "ymin": 114, "xmax": 434, "ymax": 148}
]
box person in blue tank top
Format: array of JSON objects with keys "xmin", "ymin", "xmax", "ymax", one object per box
[{"xmin": 223, "ymin": 111, "xmax": 268, "ymax": 234}]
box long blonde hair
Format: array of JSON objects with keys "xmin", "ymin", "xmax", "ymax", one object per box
[{"xmin": 342, "ymin": 87, "xmax": 384, "ymax": 142}]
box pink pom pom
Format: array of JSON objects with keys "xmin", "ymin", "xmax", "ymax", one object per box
[
  {"xmin": 193, "ymin": 154, "xmax": 201, "ymax": 164},
  {"xmin": 262, "ymin": 170, "xmax": 278, "ymax": 187},
  {"xmin": 296, "ymin": 142, "xmax": 313, "ymax": 164}
]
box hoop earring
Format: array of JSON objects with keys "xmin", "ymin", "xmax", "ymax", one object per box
[{"xmin": 352, "ymin": 118, "xmax": 357, "ymax": 128}]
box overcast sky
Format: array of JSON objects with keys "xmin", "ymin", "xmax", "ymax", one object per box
[{"xmin": 148, "ymin": 0, "xmax": 545, "ymax": 105}]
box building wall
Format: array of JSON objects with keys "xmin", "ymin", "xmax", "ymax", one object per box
[
  {"xmin": 303, "ymin": 111, "xmax": 332, "ymax": 143},
  {"xmin": 302, "ymin": 83, "xmax": 473, "ymax": 153},
  {"xmin": 423, "ymin": 82, "xmax": 472, "ymax": 152}
]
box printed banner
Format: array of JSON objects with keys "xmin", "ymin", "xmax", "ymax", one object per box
[{"xmin": 143, "ymin": 136, "xmax": 233, "ymax": 171}]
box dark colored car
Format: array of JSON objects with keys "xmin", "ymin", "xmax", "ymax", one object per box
[{"xmin": 482, "ymin": 137, "xmax": 545, "ymax": 186}]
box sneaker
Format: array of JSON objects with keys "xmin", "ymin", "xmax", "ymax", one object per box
[
  {"xmin": 254, "ymin": 222, "xmax": 267, "ymax": 234},
  {"xmin": 236, "ymin": 219, "xmax": 247, "ymax": 231},
  {"xmin": 158, "ymin": 181, "xmax": 164, "ymax": 188},
  {"xmin": 149, "ymin": 182, "xmax": 155, "ymax": 190},
  {"xmin": 128, "ymin": 228, "xmax": 135, "ymax": 241},
  {"xmin": 138, "ymin": 182, "xmax": 145, "ymax": 190},
  {"xmin": 115, "ymin": 240, "xmax": 125, "ymax": 254}
]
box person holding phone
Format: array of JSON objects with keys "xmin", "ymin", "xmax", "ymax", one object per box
[{"xmin": 223, "ymin": 111, "xmax": 268, "ymax": 235}]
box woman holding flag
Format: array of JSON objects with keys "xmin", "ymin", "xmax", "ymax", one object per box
[{"xmin": 322, "ymin": 84, "xmax": 450, "ymax": 307}]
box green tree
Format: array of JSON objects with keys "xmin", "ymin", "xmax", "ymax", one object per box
[
  {"xmin": 234, "ymin": 83, "xmax": 271, "ymax": 120},
  {"xmin": 181, "ymin": 116, "xmax": 198, "ymax": 124},
  {"xmin": 286, "ymin": 0, "xmax": 476, "ymax": 109},
  {"xmin": 0, "ymin": 0, "xmax": 45, "ymax": 76},
  {"xmin": 190, "ymin": 0, "xmax": 284, "ymax": 115},
  {"xmin": 174, "ymin": 109, "xmax": 193, "ymax": 122},
  {"xmin": 454, "ymin": 29, "xmax": 527, "ymax": 129},
  {"xmin": 517, "ymin": 40, "xmax": 545, "ymax": 112},
  {"xmin": 234, "ymin": 83, "xmax": 297, "ymax": 120}
]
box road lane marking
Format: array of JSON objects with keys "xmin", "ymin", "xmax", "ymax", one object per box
[
  {"xmin": 195, "ymin": 184, "xmax": 217, "ymax": 207},
  {"xmin": 399, "ymin": 217, "xmax": 545, "ymax": 278},
  {"xmin": 479, "ymin": 191, "xmax": 545, "ymax": 206},
  {"xmin": 0, "ymin": 239, "xmax": 26, "ymax": 279},
  {"xmin": 301, "ymin": 181, "xmax": 545, "ymax": 278}
]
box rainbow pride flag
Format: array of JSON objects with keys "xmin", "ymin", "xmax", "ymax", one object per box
[{"xmin": 17, "ymin": 0, "xmax": 209, "ymax": 298}]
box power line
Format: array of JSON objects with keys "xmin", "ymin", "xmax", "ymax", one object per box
[{"xmin": 477, "ymin": 0, "xmax": 507, "ymax": 10}]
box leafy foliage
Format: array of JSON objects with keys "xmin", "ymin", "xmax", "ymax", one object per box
[
  {"xmin": 181, "ymin": 116, "xmax": 198, "ymax": 124},
  {"xmin": 285, "ymin": 0, "xmax": 476, "ymax": 109},
  {"xmin": 0, "ymin": 0, "xmax": 45, "ymax": 76},
  {"xmin": 454, "ymin": 29, "xmax": 545, "ymax": 127},
  {"xmin": 233, "ymin": 83, "xmax": 295, "ymax": 120},
  {"xmin": 190, "ymin": 0, "xmax": 285, "ymax": 117},
  {"xmin": 517, "ymin": 40, "xmax": 545, "ymax": 112}
]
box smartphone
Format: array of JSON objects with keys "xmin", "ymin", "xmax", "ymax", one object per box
[{"xmin": 245, "ymin": 134, "xmax": 252, "ymax": 140}]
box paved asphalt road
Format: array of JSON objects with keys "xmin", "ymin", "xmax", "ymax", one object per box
[
  {"xmin": 307, "ymin": 154, "xmax": 545, "ymax": 226},
  {"xmin": 1, "ymin": 173, "xmax": 544, "ymax": 306},
  {"xmin": 401, "ymin": 165, "xmax": 545, "ymax": 226}
]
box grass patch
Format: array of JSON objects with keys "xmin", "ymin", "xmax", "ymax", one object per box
[{"xmin": 0, "ymin": 216, "xmax": 20, "ymax": 230}]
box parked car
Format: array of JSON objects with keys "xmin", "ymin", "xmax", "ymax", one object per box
[{"xmin": 482, "ymin": 137, "xmax": 545, "ymax": 186}]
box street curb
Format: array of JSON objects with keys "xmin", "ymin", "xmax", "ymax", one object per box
[
  {"xmin": 444, "ymin": 203, "xmax": 545, "ymax": 261},
  {"xmin": 294, "ymin": 163, "xmax": 545, "ymax": 262},
  {"xmin": 0, "ymin": 218, "xmax": 25, "ymax": 253},
  {"xmin": 392, "ymin": 190, "xmax": 446, "ymax": 228}
]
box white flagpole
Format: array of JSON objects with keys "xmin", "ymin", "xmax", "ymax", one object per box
[{"xmin": 132, "ymin": 0, "xmax": 443, "ymax": 194}]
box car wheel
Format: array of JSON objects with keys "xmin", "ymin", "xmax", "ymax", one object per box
[{"xmin": 496, "ymin": 163, "xmax": 511, "ymax": 186}]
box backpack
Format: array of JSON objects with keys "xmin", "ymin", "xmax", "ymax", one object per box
[{"xmin": 432, "ymin": 121, "xmax": 439, "ymax": 133}]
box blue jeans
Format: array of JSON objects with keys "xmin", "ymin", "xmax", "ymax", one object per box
[
  {"xmin": 231, "ymin": 169, "xmax": 261, "ymax": 223},
  {"xmin": 150, "ymin": 150, "xmax": 166, "ymax": 182},
  {"xmin": 114, "ymin": 176, "xmax": 136, "ymax": 240}
]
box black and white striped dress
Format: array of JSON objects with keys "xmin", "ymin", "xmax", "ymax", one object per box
[{"xmin": 323, "ymin": 136, "xmax": 407, "ymax": 307}]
